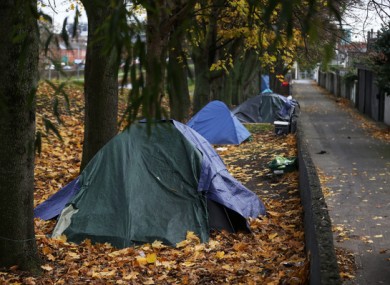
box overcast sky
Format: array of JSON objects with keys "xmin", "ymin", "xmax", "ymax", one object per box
[
  {"xmin": 342, "ymin": 0, "xmax": 389, "ymax": 41},
  {"xmin": 40, "ymin": 0, "xmax": 87, "ymax": 32}
]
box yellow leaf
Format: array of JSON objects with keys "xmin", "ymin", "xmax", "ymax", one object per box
[
  {"xmin": 208, "ymin": 240, "xmax": 220, "ymax": 249},
  {"xmin": 233, "ymin": 242, "xmax": 247, "ymax": 251},
  {"xmin": 41, "ymin": 264, "xmax": 53, "ymax": 271},
  {"xmin": 141, "ymin": 245, "xmax": 151, "ymax": 251},
  {"xmin": 67, "ymin": 252, "xmax": 80, "ymax": 259},
  {"xmin": 47, "ymin": 254, "xmax": 56, "ymax": 261},
  {"xmin": 160, "ymin": 260, "xmax": 175, "ymax": 269},
  {"xmin": 54, "ymin": 234, "xmax": 67, "ymax": 242},
  {"xmin": 23, "ymin": 278, "xmax": 36, "ymax": 285},
  {"xmin": 181, "ymin": 275, "xmax": 189, "ymax": 284},
  {"xmin": 136, "ymin": 256, "xmax": 148, "ymax": 265},
  {"xmin": 333, "ymin": 226, "xmax": 344, "ymax": 232},
  {"xmin": 222, "ymin": 264, "xmax": 233, "ymax": 271},
  {"xmin": 176, "ymin": 239, "xmax": 190, "ymax": 248},
  {"xmin": 194, "ymin": 244, "xmax": 205, "ymax": 252},
  {"xmin": 267, "ymin": 211, "xmax": 281, "ymax": 217},
  {"xmin": 152, "ymin": 240, "xmax": 165, "ymax": 249},
  {"xmin": 123, "ymin": 271, "xmax": 139, "ymax": 280},
  {"xmin": 186, "ymin": 231, "xmax": 200, "ymax": 242},
  {"xmin": 108, "ymin": 248, "xmax": 131, "ymax": 257},
  {"xmin": 268, "ymin": 233, "xmax": 278, "ymax": 240},
  {"xmin": 340, "ymin": 272, "xmax": 354, "ymax": 279},
  {"xmin": 215, "ymin": 251, "xmax": 225, "ymax": 259},
  {"xmin": 92, "ymin": 270, "xmax": 116, "ymax": 278},
  {"xmin": 373, "ymin": 216, "xmax": 383, "ymax": 220},
  {"xmin": 146, "ymin": 253, "xmax": 157, "ymax": 264},
  {"xmin": 143, "ymin": 278, "xmax": 155, "ymax": 285},
  {"xmin": 42, "ymin": 246, "xmax": 51, "ymax": 255}
]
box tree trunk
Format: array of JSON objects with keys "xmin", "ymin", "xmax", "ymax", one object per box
[
  {"xmin": 144, "ymin": 5, "xmax": 171, "ymax": 119},
  {"xmin": 192, "ymin": 52, "xmax": 211, "ymax": 113},
  {"xmin": 234, "ymin": 49, "xmax": 261, "ymax": 103},
  {"xmin": 141, "ymin": 0, "xmax": 198, "ymax": 121},
  {"xmin": 209, "ymin": 42, "xmax": 261, "ymax": 106},
  {"xmin": 80, "ymin": 0, "xmax": 120, "ymax": 171},
  {"xmin": 167, "ymin": 40, "xmax": 191, "ymax": 122},
  {"xmin": 210, "ymin": 39, "xmax": 244, "ymax": 105},
  {"xmin": 166, "ymin": 1, "xmax": 196, "ymax": 122},
  {"xmin": 191, "ymin": 0, "xmax": 223, "ymax": 113},
  {"xmin": 0, "ymin": 0, "xmax": 41, "ymax": 272}
]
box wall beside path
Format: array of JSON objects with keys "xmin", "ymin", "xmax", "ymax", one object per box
[
  {"xmin": 296, "ymin": 121, "xmax": 341, "ymax": 285},
  {"xmin": 318, "ymin": 69, "xmax": 389, "ymax": 125}
]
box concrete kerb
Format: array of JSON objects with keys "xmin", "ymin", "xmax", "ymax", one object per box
[{"xmin": 296, "ymin": 120, "xmax": 341, "ymax": 285}]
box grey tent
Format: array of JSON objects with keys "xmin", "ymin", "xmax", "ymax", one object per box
[{"xmin": 232, "ymin": 93, "xmax": 299, "ymax": 129}]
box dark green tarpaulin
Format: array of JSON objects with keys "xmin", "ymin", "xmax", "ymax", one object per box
[
  {"xmin": 232, "ymin": 93, "xmax": 297, "ymax": 123},
  {"xmin": 53, "ymin": 123, "xmax": 209, "ymax": 247}
]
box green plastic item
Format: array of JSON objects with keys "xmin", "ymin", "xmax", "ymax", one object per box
[{"xmin": 268, "ymin": 156, "xmax": 297, "ymax": 174}]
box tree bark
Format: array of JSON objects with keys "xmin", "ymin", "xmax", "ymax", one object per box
[
  {"xmin": 192, "ymin": 52, "xmax": 211, "ymax": 112},
  {"xmin": 0, "ymin": 0, "xmax": 41, "ymax": 272},
  {"xmin": 143, "ymin": 2, "xmax": 172, "ymax": 119},
  {"xmin": 167, "ymin": 40, "xmax": 191, "ymax": 122},
  {"xmin": 191, "ymin": 0, "xmax": 222, "ymax": 113},
  {"xmin": 209, "ymin": 48, "xmax": 261, "ymax": 106},
  {"xmin": 80, "ymin": 0, "xmax": 120, "ymax": 171},
  {"xmin": 167, "ymin": 2, "xmax": 194, "ymax": 122},
  {"xmin": 230, "ymin": 49, "xmax": 261, "ymax": 105}
]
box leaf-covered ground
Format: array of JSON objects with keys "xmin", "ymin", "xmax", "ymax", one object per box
[{"xmin": 1, "ymin": 83, "xmax": 308, "ymax": 284}]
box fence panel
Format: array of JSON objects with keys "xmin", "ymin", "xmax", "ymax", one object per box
[{"xmin": 317, "ymin": 69, "xmax": 387, "ymax": 124}]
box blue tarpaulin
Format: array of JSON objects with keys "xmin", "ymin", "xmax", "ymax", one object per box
[
  {"xmin": 261, "ymin": 75, "xmax": 270, "ymax": 92},
  {"xmin": 187, "ymin": 101, "xmax": 250, "ymax": 145},
  {"xmin": 174, "ymin": 121, "xmax": 265, "ymax": 218},
  {"xmin": 34, "ymin": 178, "xmax": 81, "ymax": 220}
]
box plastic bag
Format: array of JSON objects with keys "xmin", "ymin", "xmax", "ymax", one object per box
[{"xmin": 268, "ymin": 156, "xmax": 297, "ymax": 174}]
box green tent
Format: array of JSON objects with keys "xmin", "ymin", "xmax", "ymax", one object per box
[
  {"xmin": 52, "ymin": 122, "xmax": 264, "ymax": 248},
  {"xmin": 53, "ymin": 123, "xmax": 208, "ymax": 247}
]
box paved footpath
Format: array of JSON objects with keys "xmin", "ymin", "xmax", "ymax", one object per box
[{"xmin": 293, "ymin": 80, "xmax": 390, "ymax": 284}]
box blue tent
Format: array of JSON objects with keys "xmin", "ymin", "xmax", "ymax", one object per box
[{"xmin": 187, "ymin": 101, "xmax": 250, "ymax": 145}]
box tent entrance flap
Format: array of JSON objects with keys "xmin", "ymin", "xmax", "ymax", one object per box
[{"xmin": 207, "ymin": 199, "xmax": 250, "ymax": 233}]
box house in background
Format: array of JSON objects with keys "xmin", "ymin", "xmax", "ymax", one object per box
[
  {"xmin": 317, "ymin": 29, "xmax": 390, "ymax": 126},
  {"xmin": 39, "ymin": 21, "xmax": 88, "ymax": 78}
]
